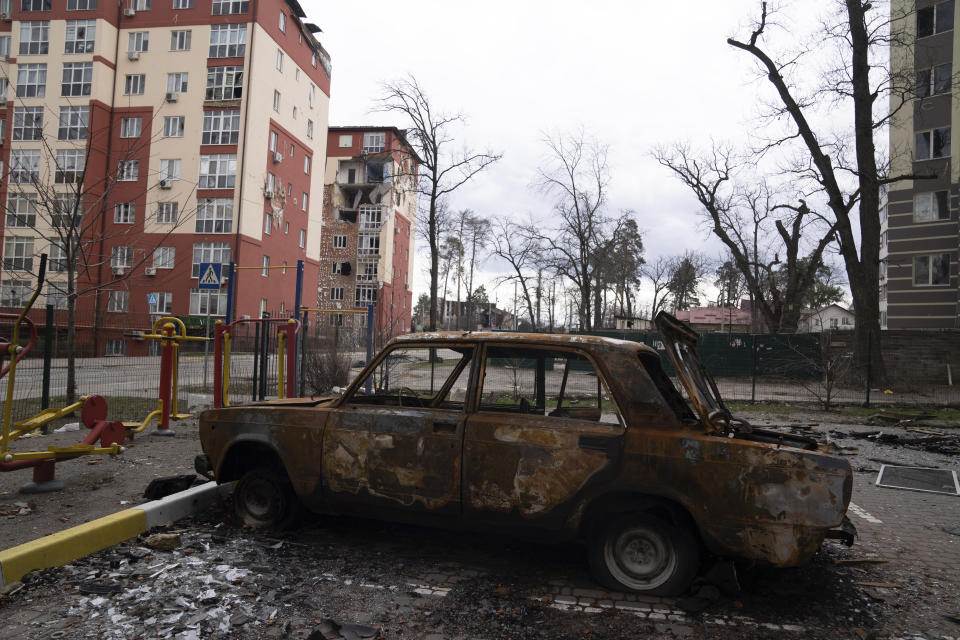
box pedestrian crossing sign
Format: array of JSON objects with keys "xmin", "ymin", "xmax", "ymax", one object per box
[{"xmin": 198, "ymin": 262, "xmax": 222, "ymax": 289}]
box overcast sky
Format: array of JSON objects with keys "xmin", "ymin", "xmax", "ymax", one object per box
[{"xmin": 307, "ymin": 0, "xmax": 824, "ymax": 314}]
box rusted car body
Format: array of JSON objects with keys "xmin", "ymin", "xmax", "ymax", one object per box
[{"xmin": 198, "ymin": 312, "xmax": 854, "ymax": 595}]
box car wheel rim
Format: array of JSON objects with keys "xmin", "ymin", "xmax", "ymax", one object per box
[
  {"xmin": 242, "ymin": 477, "xmax": 282, "ymax": 522},
  {"xmin": 604, "ymin": 524, "xmax": 675, "ymax": 591}
]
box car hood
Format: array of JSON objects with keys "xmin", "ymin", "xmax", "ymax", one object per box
[{"xmin": 654, "ymin": 311, "xmax": 732, "ymax": 435}]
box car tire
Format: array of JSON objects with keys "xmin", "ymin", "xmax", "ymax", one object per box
[
  {"xmin": 234, "ymin": 468, "xmax": 302, "ymax": 530},
  {"xmin": 588, "ymin": 512, "xmax": 699, "ymax": 596}
]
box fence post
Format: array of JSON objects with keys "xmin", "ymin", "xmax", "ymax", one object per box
[
  {"xmin": 365, "ymin": 304, "xmax": 374, "ymax": 395},
  {"xmin": 864, "ymin": 329, "xmax": 872, "ymax": 408},
  {"xmin": 258, "ymin": 313, "xmax": 270, "ymax": 401},
  {"xmin": 41, "ymin": 303, "xmax": 53, "ymax": 434},
  {"xmin": 252, "ymin": 321, "xmax": 260, "ymax": 402},
  {"xmin": 751, "ymin": 334, "xmax": 758, "ymax": 404},
  {"xmin": 299, "ymin": 310, "xmax": 308, "ymax": 397}
]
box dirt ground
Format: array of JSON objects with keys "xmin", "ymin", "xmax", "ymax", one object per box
[{"xmin": 0, "ymin": 406, "xmax": 958, "ymax": 640}]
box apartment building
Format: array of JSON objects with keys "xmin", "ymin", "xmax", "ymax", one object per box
[
  {"xmin": 0, "ymin": 0, "xmax": 330, "ymax": 355},
  {"xmin": 886, "ymin": 0, "xmax": 959, "ymax": 328},
  {"xmin": 318, "ymin": 126, "xmax": 417, "ymax": 337}
]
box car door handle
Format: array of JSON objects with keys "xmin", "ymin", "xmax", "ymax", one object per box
[{"xmin": 433, "ymin": 422, "xmax": 458, "ymax": 434}]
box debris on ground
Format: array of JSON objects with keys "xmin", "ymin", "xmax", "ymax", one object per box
[
  {"xmin": 143, "ymin": 532, "xmax": 182, "ymax": 551},
  {"xmin": 143, "ymin": 474, "xmax": 201, "ymax": 500}
]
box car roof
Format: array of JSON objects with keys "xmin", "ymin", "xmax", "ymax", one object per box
[{"xmin": 392, "ymin": 331, "xmax": 659, "ymax": 357}]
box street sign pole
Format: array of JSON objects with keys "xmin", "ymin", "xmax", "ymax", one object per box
[{"xmin": 197, "ymin": 262, "xmax": 223, "ymax": 393}]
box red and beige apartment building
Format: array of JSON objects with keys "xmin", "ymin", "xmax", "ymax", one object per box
[
  {"xmin": 0, "ymin": 0, "xmax": 330, "ymax": 355},
  {"xmin": 317, "ymin": 126, "xmax": 417, "ymax": 338}
]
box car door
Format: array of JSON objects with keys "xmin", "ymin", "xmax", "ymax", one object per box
[
  {"xmin": 462, "ymin": 344, "xmax": 625, "ymax": 528},
  {"xmin": 321, "ymin": 343, "xmax": 474, "ymax": 515}
]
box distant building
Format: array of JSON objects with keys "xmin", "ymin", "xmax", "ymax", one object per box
[
  {"xmin": 674, "ymin": 306, "xmax": 752, "ymax": 333},
  {"xmin": 318, "ymin": 126, "xmax": 418, "ymax": 337},
  {"xmin": 798, "ymin": 304, "xmax": 855, "ymax": 332},
  {"xmin": 614, "ymin": 315, "xmax": 652, "ymax": 331}
]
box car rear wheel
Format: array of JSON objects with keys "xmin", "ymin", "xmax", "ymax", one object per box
[
  {"xmin": 234, "ymin": 468, "xmax": 301, "ymax": 529},
  {"xmin": 588, "ymin": 512, "xmax": 699, "ymax": 596}
]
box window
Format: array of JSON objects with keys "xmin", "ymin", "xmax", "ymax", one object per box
[
  {"xmin": 2, "ymin": 280, "xmax": 33, "ymax": 308},
  {"xmin": 311, "ymin": 51, "xmax": 317, "ymax": 68},
  {"xmin": 58, "ymin": 106, "xmax": 88, "ymax": 140},
  {"xmin": 304, "ymin": 156, "xmax": 310, "ymax": 174},
  {"xmin": 0, "ymin": 36, "xmax": 10, "ymax": 57},
  {"xmin": 276, "ymin": 49, "xmax": 283, "ymax": 71},
  {"xmin": 209, "ymin": 24, "xmax": 246, "ymax": 57},
  {"xmin": 111, "ymin": 245, "xmax": 132, "ymax": 268},
  {"xmin": 3, "ymin": 237, "xmax": 34, "ymax": 271},
  {"xmin": 134, "ymin": 0, "xmax": 150, "ymax": 8},
  {"xmin": 170, "ymin": 30, "xmax": 191, "ymax": 51},
  {"xmin": 357, "ymin": 233, "xmax": 379, "ymax": 255},
  {"xmin": 330, "ymin": 287, "xmax": 344, "ymax": 301},
  {"xmin": 914, "ymin": 191, "xmax": 950, "ymax": 222},
  {"xmin": 269, "ymin": 130, "xmax": 278, "ymax": 152},
  {"xmin": 46, "ymin": 284, "xmax": 68, "ymax": 309},
  {"xmin": 202, "ymin": 110, "xmax": 240, "ymax": 144},
  {"xmin": 53, "ymin": 194, "xmax": 81, "ymax": 229},
  {"xmin": 307, "ymin": 119, "xmax": 314, "ymax": 139},
  {"xmin": 199, "ymin": 154, "xmax": 236, "ymax": 189},
  {"xmin": 211, "ymin": 0, "xmax": 247, "ymax": 15},
  {"xmin": 299, "ymin": 229, "xmax": 305, "ymax": 248},
  {"xmin": 916, "ymin": 63, "xmax": 952, "ymax": 98},
  {"xmin": 363, "ymin": 132, "xmax": 386, "ymax": 153},
  {"xmin": 291, "ymin": 106, "xmax": 297, "ymax": 119},
  {"xmin": 120, "ymin": 117, "xmax": 142, "ymax": 138},
  {"xmin": 160, "ymin": 159, "xmax": 181, "ymax": 181},
  {"xmin": 357, "ymin": 259, "xmax": 377, "ymax": 282},
  {"xmin": 114, "ymin": 202, "xmax": 135, "ymax": 224},
  {"xmin": 918, "ymin": 1, "xmax": 954, "ymax": 38},
  {"xmin": 55, "ymin": 149, "xmax": 85, "ymax": 184},
  {"xmin": 261, "ymin": 255, "xmax": 270, "ymax": 276},
  {"xmin": 195, "ymin": 198, "xmax": 233, "ymax": 232},
  {"xmin": 332, "ymin": 262, "xmax": 344, "ymax": 275},
  {"xmin": 21, "ymin": 0, "xmax": 51, "ymax": 10},
  {"xmin": 359, "ymin": 205, "xmax": 382, "ymax": 230},
  {"xmin": 914, "ymin": 253, "xmax": 951, "ymax": 285},
  {"xmin": 338, "ymin": 135, "xmax": 352, "ymax": 148},
  {"xmin": 13, "ymin": 107, "xmax": 43, "ymax": 141},
  {"xmin": 278, "ymin": 12, "xmax": 285, "ymax": 32},
  {"xmin": 150, "ymin": 292, "xmax": 173, "ymax": 314},
  {"xmin": 163, "ymin": 116, "xmax": 184, "ymax": 137},
  {"xmin": 332, "ymin": 234, "xmax": 347, "ymax": 249},
  {"xmin": 105, "ymin": 340, "xmax": 125, "ymax": 356},
  {"xmin": 167, "ymin": 72, "xmax": 188, "ymax": 93},
  {"xmin": 107, "ymin": 290, "xmax": 129, "ymax": 313},
  {"xmin": 67, "ymin": 0, "xmax": 97, "ymax": 8},
  {"xmin": 157, "ymin": 202, "xmax": 178, "ymax": 224},
  {"xmin": 273, "ymin": 90, "xmax": 280, "ymax": 111},
  {"xmin": 192, "ymin": 242, "xmax": 230, "ymax": 277},
  {"xmin": 190, "ymin": 288, "xmax": 227, "ymax": 315},
  {"xmin": 284, "ymin": 221, "xmax": 289, "ymax": 234},
  {"xmin": 128, "ymin": 31, "xmax": 149, "ymax": 53},
  {"xmin": 309, "ymin": 84, "xmax": 315, "ymax": 107},
  {"xmin": 6, "ymin": 195, "xmax": 36, "ymax": 227},
  {"xmin": 10, "ymin": 149, "xmax": 40, "ymax": 184},
  {"xmin": 302, "ymin": 193, "xmax": 308, "ymax": 211},
  {"xmin": 16, "ymin": 63, "xmax": 46, "ymax": 97},
  {"xmin": 916, "ymin": 127, "xmax": 951, "ymax": 159},
  {"xmin": 264, "ymin": 212, "xmax": 273, "ymax": 235},
  {"xmin": 173, "ymin": 0, "xmax": 192, "ymax": 9},
  {"xmin": 205, "ymin": 66, "xmax": 242, "ymax": 100},
  {"xmin": 355, "ymin": 284, "xmax": 377, "ymax": 305},
  {"xmin": 19, "ymin": 21, "xmax": 49, "ymax": 55},
  {"xmin": 61, "ymin": 62, "xmax": 92, "ymax": 96},
  {"xmin": 124, "ymin": 74, "xmax": 146, "ymax": 95},
  {"xmin": 117, "ymin": 160, "xmax": 139, "ymax": 181},
  {"xmin": 0, "ymin": 78, "xmax": 6, "ymax": 99}
]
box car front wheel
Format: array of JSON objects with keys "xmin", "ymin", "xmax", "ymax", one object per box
[
  {"xmin": 588, "ymin": 512, "xmax": 699, "ymax": 596},
  {"xmin": 234, "ymin": 468, "xmax": 301, "ymax": 529}
]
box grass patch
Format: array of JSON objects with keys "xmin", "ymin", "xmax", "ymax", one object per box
[{"xmin": 726, "ymin": 401, "xmax": 794, "ymax": 414}]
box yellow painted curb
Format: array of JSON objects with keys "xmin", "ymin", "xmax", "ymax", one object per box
[{"xmin": 0, "ymin": 509, "xmax": 146, "ymax": 585}]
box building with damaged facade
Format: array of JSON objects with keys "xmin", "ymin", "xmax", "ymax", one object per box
[{"xmin": 317, "ymin": 126, "xmax": 417, "ymax": 337}]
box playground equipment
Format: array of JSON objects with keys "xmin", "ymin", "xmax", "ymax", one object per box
[
  {"xmin": 213, "ymin": 317, "xmax": 299, "ymax": 408},
  {"xmin": 0, "ymin": 255, "xmax": 125, "ymax": 493},
  {"xmin": 127, "ymin": 316, "xmax": 209, "ymax": 436}
]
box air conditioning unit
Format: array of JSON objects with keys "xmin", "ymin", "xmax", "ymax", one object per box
[
  {"xmin": 1, "ymin": 12, "xmax": 11, "ymax": 21},
  {"xmin": 272, "ymin": 151, "xmax": 282, "ymax": 163},
  {"xmin": 165, "ymin": 92, "xmax": 178, "ymax": 102},
  {"xmin": 123, "ymin": 7, "xmax": 136, "ymax": 16},
  {"xmin": 112, "ymin": 266, "xmax": 126, "ymax": 276},
  {"xmin": 127, "ymin": 50, "xmax": 140, "ymax": 61},
  {"xmin": 264, "ymin": 187, "xmax": 274, "ymax": 198},
  {"xmin": 144, "ymin": 267, "xmax": 156, "ymax": 276},
  {"xmin": 159, "ymin": 179, "xmax": 171, "ymax": 189}
]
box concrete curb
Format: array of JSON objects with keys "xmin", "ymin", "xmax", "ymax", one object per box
[{"xmin": 0, "ymin": 481, "xmax": 232, "ymax": 588}]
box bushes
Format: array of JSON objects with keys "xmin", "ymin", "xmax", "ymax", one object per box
[{"xmin": 304, "ymin": 337, "xmax": 352, "ymax": 396}]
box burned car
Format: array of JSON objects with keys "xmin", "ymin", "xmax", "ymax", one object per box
[{"xmin": 197, "ymin": 312, "xmax": 854, "ymax": 595}]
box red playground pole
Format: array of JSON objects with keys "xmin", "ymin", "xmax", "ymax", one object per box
[{"xmin": 154, "ymin": 323, "xmax": 175, "ymax": 436}]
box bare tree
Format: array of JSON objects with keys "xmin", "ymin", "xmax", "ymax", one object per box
[
  {"xmin": 641, "ymin": 256, "xmax": 674, "ymax": 318},
  {"xmin": 654, "ymin": 143, "xmax": 837, "ymax": 332},
  {"xmin": 489, "ymin": 216, "xmax": 542, "ymax": 330},
  {"xmin": 378, "ymin": 76, "xmax": 502, "ymax": 331},
  {"xmin": 726, "ymin": 1, "xmax": 922, "ymax": 376},
  {"xmin": 447, "ymin": 209, "xmax": 490, "ymax": 330}
]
